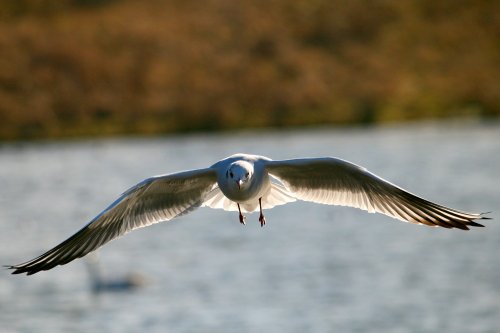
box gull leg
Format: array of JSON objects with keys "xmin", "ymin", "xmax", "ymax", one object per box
[
  {"xmin": 258, "ymin": 198, "xmax": 266, "ymax": 227},
  {"xmin": 237, "ymin": 203, "xmax": 246, "ymax": 225}
]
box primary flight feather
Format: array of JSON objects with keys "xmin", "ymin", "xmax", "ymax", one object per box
[{"xmin": 9, "ymin": 153, "xmax": 489, "ymax": 275}]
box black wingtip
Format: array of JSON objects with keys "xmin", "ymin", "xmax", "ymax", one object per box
[
  {"xmin": 9, "ymin": 265, "xmax": 45, "ymax": 275},
  {"xmin": 4, "ymin": 265, "xmax": 21, "ymax": 275},
  {"xmin": 462, "ymin": 212, "xmax": 491, "ymax": 229},
  {"xmin": 450, "ymin": 212, "xmax": 490, "ymax": 230},
  {"xmin": 5, "ymin": 264, "xmax": 36, "ymax": 275},
  {"xmin": 477, "ymin": 212, "xmax": 492, "ymax": 223}
]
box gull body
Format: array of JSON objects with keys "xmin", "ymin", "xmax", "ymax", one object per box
[{"xmin": 9, "ymin": 153, "xmax": 489, "ymax": 275}]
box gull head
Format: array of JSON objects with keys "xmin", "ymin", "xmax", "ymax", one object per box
[{"xmin": 226, "ymin": 161, "xmax": 253, "ymax": 191}]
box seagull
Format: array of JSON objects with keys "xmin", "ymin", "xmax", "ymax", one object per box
[{"xmin": 9, "ymin": 153, "xmax": 489, "ymax": 275}]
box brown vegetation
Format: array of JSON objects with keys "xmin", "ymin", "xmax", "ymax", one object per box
[{"xmin": 0, "ymin": 0, "xmax": 498, "ymax": 140}]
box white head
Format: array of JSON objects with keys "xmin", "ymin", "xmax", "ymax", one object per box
[{"xmin": 226, "ymin": 161, "xmax": 254, "ymax": 190}]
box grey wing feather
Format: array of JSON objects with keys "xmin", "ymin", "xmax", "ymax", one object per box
[
  {"xmin": 265, "ymin": 158, "xmax": 488, "ymax": 230},
  {"xmin": 9, "ymin": 168, "xmax": 217, "ymax": 275}
]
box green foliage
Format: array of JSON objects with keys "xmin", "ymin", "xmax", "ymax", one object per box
[{"xmin": 0, "ymin": 0, "xmax": 498, "ymax": 140}]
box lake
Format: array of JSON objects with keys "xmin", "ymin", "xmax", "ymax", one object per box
[{"xmin": 1, "ymin": 122, "xmax": 499, "ymax": 333}]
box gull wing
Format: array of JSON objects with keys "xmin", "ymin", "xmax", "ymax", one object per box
[
  {"xmin": 265, "ymin": 158, "xmax": 488, "ymax": 230},
  {"xmin": 9, "ymin": 168, "xmax": 217, "ymax": 275}
]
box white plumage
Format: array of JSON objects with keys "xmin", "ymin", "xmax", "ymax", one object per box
[{"xmin": 9, "ymin": 153, "xmax": 488, "ymax": 275}]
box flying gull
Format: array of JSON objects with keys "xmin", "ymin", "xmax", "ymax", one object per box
[{"xmin": 9, "ymin": 153, "xmax": 489, "ymax": 275}]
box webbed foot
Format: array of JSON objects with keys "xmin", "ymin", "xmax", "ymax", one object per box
[
  {"xmin": 258, "ymin": 198, "xmax": 266, "ymax": 227},
  {"xmin": 259, "ymin": 214, "xmax": 266, "ymax": 227},
  {"xmin": 237, "ymin": 203, "xmax": 246, "ymax": 225},
  {"xmin": 239, "ymin": 213, "xmax": 247, "ymax": 225}
]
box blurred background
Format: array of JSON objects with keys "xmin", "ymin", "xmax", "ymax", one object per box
[
  {"xmin": 0, "ymin": 0, "xmax": 498, "ymax": 140},
  {"xmin": 1, "ymin": 1, "xmax": 499, "ymax": 332}
]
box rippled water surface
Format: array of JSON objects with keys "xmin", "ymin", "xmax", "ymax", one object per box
[{"xmin": 1, "ymin": 123, "xmax": 499, "ymax": 333}]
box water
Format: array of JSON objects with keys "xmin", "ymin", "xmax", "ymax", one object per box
[{"xmin": 1, "ymin": 122, "xmax": 499, "ymax": 333}]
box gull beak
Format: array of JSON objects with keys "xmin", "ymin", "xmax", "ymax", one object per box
[{"xmin": 237, "ymin": 180, "xmax": 243, "ymax": 190}]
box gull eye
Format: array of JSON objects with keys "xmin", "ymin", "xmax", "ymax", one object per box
[
  {"xmin": 245, "ymin": 172, "xmax": 249, "ymax": 177},
  {"xmin": 230, "ymin": 172, "xmax": 234, "ymax": 178}
]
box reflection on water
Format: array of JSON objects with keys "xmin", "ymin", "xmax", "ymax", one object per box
[
  {"xmin": 1, "ymin": 123, "xmax": 499, "ymax": 333},
  {"xmin": 84, "ymin": 253, "xmax": 147, "ymax": 294}
]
